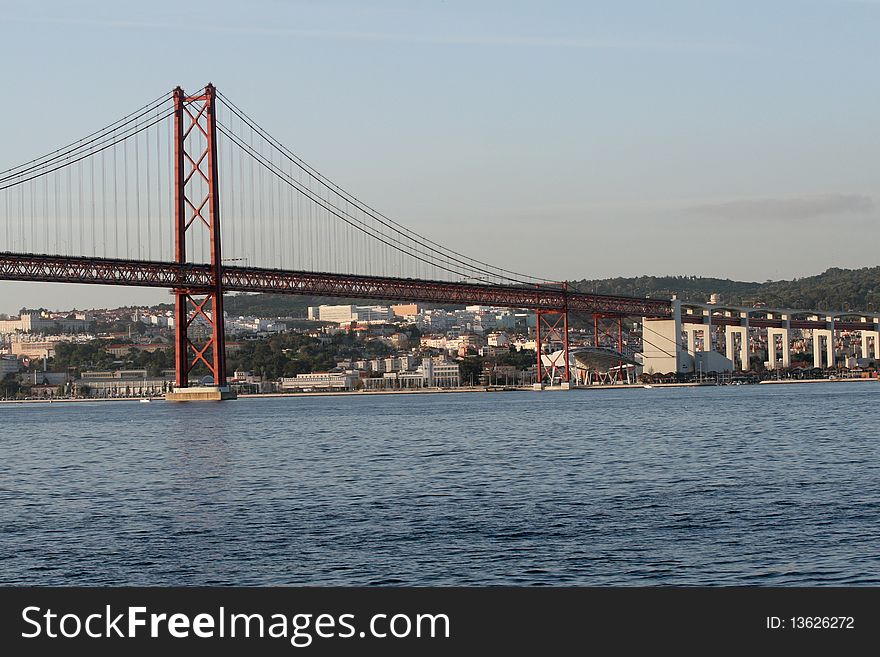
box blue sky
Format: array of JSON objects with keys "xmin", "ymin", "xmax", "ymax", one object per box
[{"xmin": 1, "ymin": 0, "xmax": 879, "ymax": 311}]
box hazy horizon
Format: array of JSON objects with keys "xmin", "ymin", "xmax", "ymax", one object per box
[{"xmin": 2, "ymin": 0, "xmax": 878, "ymax": 310}]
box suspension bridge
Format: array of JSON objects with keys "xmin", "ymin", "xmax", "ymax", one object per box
[{"xmin": 0, "ymin": 84, "xmax": 672, "ymax": 399}]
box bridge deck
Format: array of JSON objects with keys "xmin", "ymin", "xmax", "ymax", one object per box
[
  {"xmin": 0, "ymin": 252, "xmax": 672, "ymax": 317},
  {"xmin": 682, "ymin": 314, "xmax": 872, "ymax": 331}
]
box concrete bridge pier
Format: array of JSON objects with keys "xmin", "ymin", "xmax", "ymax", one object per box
[
  {"xmin": 860, "ymin": 330, "xmax": 880, "ymax": 361},
  {"xmin": 685, "ymin": 324, "xmax": 712, "ymax": 355},
  {"xmin": 812, "ymin": 328, "xmax": 835, "ymax": 368},
  {"xmin": 724, "ymin": 326, "xmax": 749, "ymax": 371},
  {"xmin": 766, "ymin": 327, "xmax": 790, "ymax": 369}
]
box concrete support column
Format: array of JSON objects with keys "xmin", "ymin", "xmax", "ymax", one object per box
[
  {"xmin": 860, "ymin": 317, "xmax": 880, "ymax": 361},
  {"xmin": 685, "ymin": 325, "xmax": 712, "ymax": 355},
  {"xmin": 724, "ymin": 326, "xmax": 749, "ymax": 371},
  {"xmin": 767, "ymin": 328, "xmax": 790, "ymax": 369},
  {"xmin": 859, "ymin": 331, "xmax": 879, "ymax": 360},
  {"xmin": 812, "ymin": 329, "xmax": 833, "ymax": 368},
  {"xmin": 641, "ymin": 300, "xmax": 685, "ymax": 374}
]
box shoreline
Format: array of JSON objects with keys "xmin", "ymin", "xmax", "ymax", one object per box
[
  {"xmin": 758, "ymin": 377, "xmax": 877, "ymax": 385},
  {"xmin": 1, "ymin": 377, "xmax": 876, "ymax": 404}
]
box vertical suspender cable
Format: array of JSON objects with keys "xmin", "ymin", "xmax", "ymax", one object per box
[
  {"xmin": 101, "ymin": 142, "xmax": 106, "ymax": 257},
  {"xmin": 65, "ymin": 159, "xmax": 72, "ymax": 255},
  {"xmin": 123, "ymin": 134, "xmax": 129, "ymax": 258},
  {"xmin": 135, "ymin": 116, "xmax": 142, "ymax": 259},
  {"xmin": 42, "ymin": 170, "xmax": 48, "ymax": 254},
  {"xmin": 146, "ymin": 112, "xmax": 152, "ymax": 261},
  {"xmin": 89, "ymin": 150, "xmax": 95, "ymax": 256},
  {"xmin": 77, "ymin": 159, "xmax": 82, "ymax": 255},
  {"xmin": 113, "ymin": 132, "xmax": 118, "ymax": 259}
]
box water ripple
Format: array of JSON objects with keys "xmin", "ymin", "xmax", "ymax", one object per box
[{"xmin": 1, "ymin": 384, "xmax": 879, "ymax": 585}]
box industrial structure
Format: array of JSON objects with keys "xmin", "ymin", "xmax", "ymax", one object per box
[{"xmin": 641, "ymin": 299, "xmax": 879, "ymax": 375}]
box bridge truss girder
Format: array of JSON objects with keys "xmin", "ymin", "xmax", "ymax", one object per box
[{"xmin": 0, "ymin": 253, "xmax": 673, "ymax": 318}]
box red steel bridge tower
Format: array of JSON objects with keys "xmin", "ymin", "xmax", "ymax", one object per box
[
  {"xmin": 168, "ymin": 84, "xmax": 232, "ymax": 400},
  {"xmin": 535, "ymin": 283, "xmax": 571, "ymax": 388}
]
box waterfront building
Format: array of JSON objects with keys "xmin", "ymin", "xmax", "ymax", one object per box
[
  {"xmin": 280, "ymin": 372, "xmax": 359, "ymax": 391},
  {"xmin": 366, "ymin": 356, "xmax": 461, "ymax": 389},
  {"xmin": 229, "ymin": 370, "xmax": 272, "ymax": 394},
  {"xmin": 380, "ymin": 370, "xmax": 427, "ymax": 388},
  {"xmin": 81, "ymin": 369, "xmax": 150, "ymax": 379},
  {"xmin": 77, "ymin": 378, "xmax": 172, "ymax": 397},
  {"xmin": 75, "ymin": 368, "xmax": 174, "ymax": 397},
  {"xmin": 425, "ymin": 358, "xmax": 461, "ymax": 387}
]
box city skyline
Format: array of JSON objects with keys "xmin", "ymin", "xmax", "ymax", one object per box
[{"xmin": 2, "ymin": 0, "xmax": 879, "ymax": 309}]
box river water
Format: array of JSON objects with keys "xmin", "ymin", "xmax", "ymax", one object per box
[{"xmin": 2, "ymin": 383, "xmax": 878, "ymax": 585}]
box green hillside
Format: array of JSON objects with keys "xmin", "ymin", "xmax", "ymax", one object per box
[{"xmin": 573, "ymin": 266, "xmax": 880, "ymax": 312}]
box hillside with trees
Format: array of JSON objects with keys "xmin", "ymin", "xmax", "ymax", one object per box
[{"xmin": 572, "ymin": 266, "xmax": 880, "ymax": 311}]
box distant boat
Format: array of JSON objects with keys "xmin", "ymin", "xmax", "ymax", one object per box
[
  {"xmin": 643, "ymin": 384, "xmax": 654, "ymax": 389},
  {"xmin": 139, "ymin": 399, "xmax": 151, "ymax": 403}
]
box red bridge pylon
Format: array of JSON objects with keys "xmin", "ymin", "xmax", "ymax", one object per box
[
  {"xmin": 168, "ymin": 84, "xmax": 231, "ymax": 400},
  {"xmin": 535, "ymin": 283, "xmax": 571, "ymax": 387}
]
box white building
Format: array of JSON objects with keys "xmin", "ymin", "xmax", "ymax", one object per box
[
  {"xmin": 487, "ymin": 332, "xmax": 510, "ymax": 347},
  {"xmin": 0, "ymin": 312, "xmax": 93, "ymax": 334},
  {"xmin": 280, "ymin": 372, "xmax": 359, "ymax": 391},
  {"xmin": 420, "ymin": 335, "xmax": 447, "ymax": 350},
  {"xmin": 418, "ymin": 311, "xmax": 452, "ymax": 330},
  {"xmin": 397, "ymin": 355, "xmax": 416, "ymax": 371},
  {"xmin": 308, "ymin": 304, "xmax": 393, "ymax": 324},
  {"xmin": 513, "ymin": 339, "xmax": 538, "ymax": 352},
  {"xmin": 424, "ymin": 358, "xmax": 461, "ymax": 387},
  {"xmin": 373, "ymin": 357, "xmax": 461, "ymax": 389}
]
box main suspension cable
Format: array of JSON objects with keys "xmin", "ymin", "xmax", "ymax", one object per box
[
  {"xmin": 219, "ymin": 122, "xmax": 498, "ymax": 282},
  {"xmin": 216, "ymin": 91, "xmax": 551, "ymax": 285},
  {"xmin": 0, "ymin": 110, "xmax": 174, "ymax": 192},
  {"xmin": 0, "ymin": 94, "xmax": 172, "ymax": 184}
]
